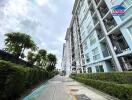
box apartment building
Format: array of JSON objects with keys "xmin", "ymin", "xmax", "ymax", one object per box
[{"xmin": 62, "ymin": 0, "xmax": 132, "ymax": 75}]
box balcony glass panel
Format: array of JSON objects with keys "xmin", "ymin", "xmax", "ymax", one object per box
[
  {"xmin": 120, "ymin": 6, "xmax": 132, "ymax": 20},
  {"xmin": 95, "ymin": 0, "xmax": 100, "ymax": 5},
  {"xmin": 98, "ymin": 1, "xmax": 109, "ymax": 18},
  {"xmin": 103, "ymin": 16, "xmax": 117, "ymax": 32}
]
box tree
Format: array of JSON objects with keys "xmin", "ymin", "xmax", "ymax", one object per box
[
  {"xmin": 4, "ymin": 32, "xmax": 37, "ymax": 58},
  {"xmin": 35, "ymin": 49, "xmax": 47, "ymax": 68},
  {"xmin": 27, "ymin": 51, "xmax": 36, "ymax": 65},
  {"xmin": 46, "ymin": 53, "xmax": 57, "ymax": 72},
  {"xmin": 38, "ymin": 49, "xmax": 47, "ymax": 67}
]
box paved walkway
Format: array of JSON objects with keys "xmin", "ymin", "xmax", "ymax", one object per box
[{"xmin": 23, "ymin": 75, "xmax": 118, "ymax": 100}]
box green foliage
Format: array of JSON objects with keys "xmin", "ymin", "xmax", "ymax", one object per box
[
  {"xmin": 4, "ymin": 32, "xmax": 37, "ymax": 58},
  {"xmin": 0, "ymin": 60, "xmax": 51, "ymax": 100},
  {"xmin": 71, "ymin": 72, "xmax": 132, "ymax": 100},
  {"xmin": 35, "ymin": 49, "xmax": 47, "ymax": 68},
  {"xmin": 27, "ymin": 51, "xmax": 36, "ymax": 64},
  {"xmin": 46, "ymin": 53, "xmax": 57, "ymax": 72},
  {"xmin": 74, "ymin": 72, "xmax": 132, "ymax": 84}
]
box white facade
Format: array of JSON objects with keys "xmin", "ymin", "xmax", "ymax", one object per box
[{"xmin": 62, "ymin": 0, "xmax": 132, "ymax": 74}]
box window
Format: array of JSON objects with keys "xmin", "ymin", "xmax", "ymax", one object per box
[
  {"xmin": 92, "ymin": 47, "xmax": 100, "ymax": 60},
  {"xmin": 87, "ymin": 24, "xmax": 93, "ymax": 34},
  {"xmin": 81, "ymin": 31, "xmax": 86, "ymax": 40},
  {"xmin": 120, "ymin": 1, "xmax": 132, "ymax": 20},
  {"xmin": 85, "ymin": 53, "xmax": 90, "ymax": 63},
  {"xmin": 89, "ymin": 34, "xmax": 96, "ymax": 46},
  {"xmin": 128, "ymin": 25, "xmax": 132, "ymax": 36},
  {"xmin": 122, "ymin": 0, "xmax": 132, "ymax": 8},
  {"xmin": 95, "ymin": 65, "xmax": 104, "ymax": 72},
  {"xmin": 83, "ymin": 41, "xmax": 88, "ymax": 51},
  {"xmin": 93, "ymin": 54, "xmax": 100, "ymax": 60},
  {"xmin": 87, "ymin": 67, "xmax": 92, "ymax": 73},
  {"xmin": 92, "ymin": 47, "xmax": 99, "ymax": 54}
]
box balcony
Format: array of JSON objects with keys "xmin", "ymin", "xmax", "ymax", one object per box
[
  {"xmin": 95, "ymin": 0, "xmax": 100, "ymax": 5},
  {"xmin": 98, "ymin": 1, "xmax": 109, "ymax": 18},
  {"xmin": 92, "ymin": 13, "xmax": 99, "ymax": 25},
  {"xmin": 72, "ymin": 61, "xmax": 76, "ymax": 66},
  {"xmin": 95, "ymin": 24, "xmax": 104, "ymax": 40},
  {"xmin": 89, "ymin": 4, "xmax": 95, "ymax": 16},
  {"xmin": 109, "ymin": 31, "xmax": 130, "ymax": 54},
  {"xmin": 103, "ymin": 15, "xmax": 117, "ymax": 32},
  {"xmin": 82, "ymin": 58, "xmax": 85, "ymax": 65},
  {"xmin": 100, "ymin": 41, "xmax": 111, "ymax": 58},
  {"xmin": 118, "ymin": 55, "xmax": 132, "ymax": 71},
  {"xmin": 88, "ymin": 0, "xmax": 91, "ymax": 5},
  {"xmin": 102, "ymin": 50, "xmax": 110, "ymax": 58}
]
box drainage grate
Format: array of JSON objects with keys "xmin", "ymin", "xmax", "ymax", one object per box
[
  {"xmin": 70, "ymin": 89, "xmax": 79, "ymax": 92},
  {"xmin": 75, "ymin": 94, "xmax": 91, "ymax": 100}
]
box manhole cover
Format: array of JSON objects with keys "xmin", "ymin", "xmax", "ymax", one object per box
[
  {"xmin": 75, "ymin": 94, "xmax": 91, "ymax": 100},
  {"xmin": 70, "ymin": 89, "xmax": 79, "ymax": 92}
]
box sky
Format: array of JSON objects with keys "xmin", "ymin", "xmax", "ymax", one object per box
[{"xmin": 0, "ymin": 0, "xmax": 74, "ymax": 69}]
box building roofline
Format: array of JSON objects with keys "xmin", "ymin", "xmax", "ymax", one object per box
[{"xmin": 72, "ymin": 0, "xmax": 80, "ymax": 15}]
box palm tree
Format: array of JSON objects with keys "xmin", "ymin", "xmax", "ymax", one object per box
[
  {"xmin": 27, "ymin": 51, "xmax": 36, "ymax": 65},
  {"xmin": 4, "ymin": 32, "xmax": 37, "ymax": 58},
  {"xmin": 46, "ymin": 53, "xmax": 57, "ymax": 71},
  {"xmin": 35, "ymin": 49, "xmax": 47, "ymax": 68}
]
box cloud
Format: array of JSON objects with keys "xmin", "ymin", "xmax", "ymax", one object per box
[
  {"xmin": 0, "ymin": 0, "xmax": 75, "ymax": 69},
  {"xmin": 36, "ymin": 0, "xmax": 48, "ymax": 6}
]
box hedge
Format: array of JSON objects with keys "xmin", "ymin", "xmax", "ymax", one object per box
[
  {"xmin": 74, "ymin": 72, "xmax": 132, "ymax": 84},
  {"xmin": 0, "ymin": 60, "xmax": 54, "ymax": 100},
  {"xmin": 71, "ymin": 75, "xmax": 132, "ymax": 100}
]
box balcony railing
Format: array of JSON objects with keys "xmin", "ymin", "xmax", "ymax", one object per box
[
  {"xmin": 88, "ymin": 0, "xmax": 91, "ymax": 5},
  {"xmin": 98, "ymin": 33, "xmax": 104, "ymax": 40},
  {"xmin": 95, "ymin": 0, "xmax": 100, "ymax": 5},
  {"xmin": 98, "ymin": 5, "xmax": 109, "ymax": 18},
  {"xmin": 93, "ymin": 17, "xmax": 99, "ymax": 25},
  {"xmin": 103, "ymin": 18, "xmax": 117, "ymax": 32},
  {"xmin": 90, "ymin": 5, "xmax": 95, "ymax": 16},
  {"xmin": 102, "ymin": 50, "xmax": 110, "ymax": 58}
]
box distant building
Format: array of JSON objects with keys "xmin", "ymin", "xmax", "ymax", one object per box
[{"xmin": 62, "ymin": 0, "xmax": 132, "ymax": 75}]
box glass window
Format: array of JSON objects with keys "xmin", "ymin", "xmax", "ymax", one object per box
[
  {"xmin": 93, "ymin": 54, "xmax": 100, "ymax": 60},
  {"xmin": 128, "ymin": 25, "xmax": 132, "ymax": 35},
  {"xmin": 83, "ymin": 41, "xmax": 88, "ymax": 51},
  {"xmin": 92, "ymin": 48, "xmax": 100, "ymax": 60},
  {"xmin": 95, "ymin": 65, "xmax": 104, "ymax": 72},
  {"xmin": 122, "ymin": 0, "xmax": 132, "ymax": 8},
  {"xmin": 89, "ymin": 34, "xmax": 96, "ymax": 46},
  {"xmin": 81, "ymin": 31, "xmax": 86, "ymax": 40},
  {"xmin": 87, "ymin": 67, "xmax": 92, "ymax": 73},
  {"xmin": 99, "ymin": 65, "xmax": 104, "ymax": 72},
  {"xmin": 85, "ymin": 53, "xmax": 90, "ymax": 63},
  {"xmin": 120, "ymin": 2, "xmax": 132, "ymax": 20},
  {"xmin": 95, "ymin": 66, "xmax": 100, "ymax": 72},
  {"xmin": 92, "ymin": 47, "xmax": 99, "ymax": 54}
]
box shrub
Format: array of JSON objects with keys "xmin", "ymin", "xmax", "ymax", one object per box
[
  {"xmin": 74, "ymin": 72, "xmax": 132, "ymax": 84},
  {"xmin": 0, "ymin": 60, "xmax": 52, "ymax": 100},
  {"xmin": 71, "ymin": 75, "xmax": 132, "ymax": 100}
]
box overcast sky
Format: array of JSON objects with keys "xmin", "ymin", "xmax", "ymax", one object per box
[{"xmin": 0, "ymin": 0, "xmax": 74, "ymax": 69}]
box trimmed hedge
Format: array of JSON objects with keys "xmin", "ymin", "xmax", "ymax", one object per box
[
  {"xmin": 74, "ymin": 72, "xmax": 132, "ymax": 84},
  {"xmin": 71, "ymin": 76, "xmax": 132, "ymax": 100},
  {"xmin": 0, "ymin": 60, "xmax": 53, "ymax": 100}
]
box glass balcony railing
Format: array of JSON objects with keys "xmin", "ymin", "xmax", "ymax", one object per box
[
  {"xmin": 102, "ymin": 50, "xmax": 110, "ymax": 58},
  {"xmin": 98, "ymin": 1, "xmax": 109, "ymax": 18},
  {"xmin": 98, "ymin": 33, "xmax": 104, "ymax": 40},
  {"xmin": 93, "ymin": 15, "xmax": 99, "ymax": 25},
  {"xmin": 103, "ymin": 18, "xmax": 117, "ymax": 32},
  {"xmin": 120, "ymin": 6, "xmax": 132, "ymax": 21},
  {"xmin": 95, "ymin": 0, "xmax": 100, "ymax": 5}
]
